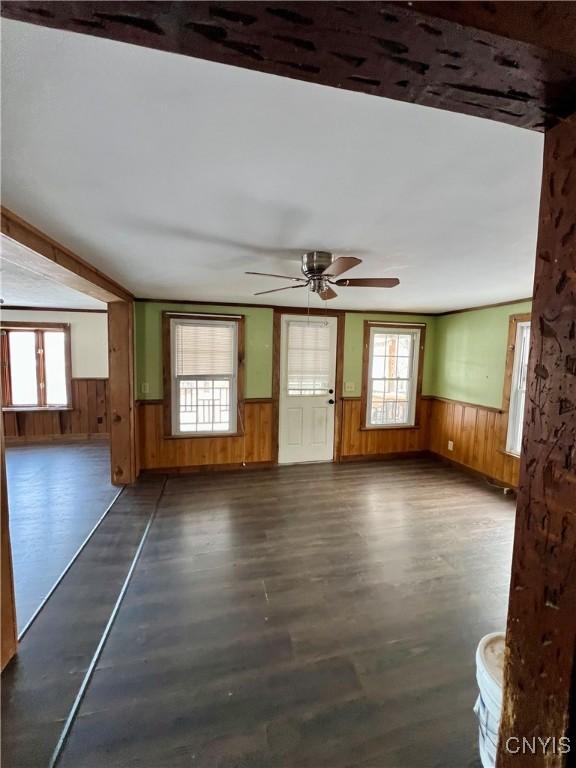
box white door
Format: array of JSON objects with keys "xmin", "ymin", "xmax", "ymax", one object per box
[{"xmin": 278, "ymin": 314, "xmax": 338, "ymax": 464}]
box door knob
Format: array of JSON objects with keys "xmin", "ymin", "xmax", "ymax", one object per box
[{"xmin": 328, "ymin": 399, "xmax": 335, "ymax": 405}]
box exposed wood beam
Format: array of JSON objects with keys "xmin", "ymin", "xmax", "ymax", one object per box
[
  {"xmin": 1, "ymin": 207, "xmax": 132, "ymax": 303},
  {"xmin": 2, "ymin": 2, "xmax": 576, "ymax": 131},
  {"xmin": 411, "ymin": 1, "xmax": 576, "ymax": 58},
  {"xmin": 498, "ymin": 113, "xmax": 576, "ymax": 767}
]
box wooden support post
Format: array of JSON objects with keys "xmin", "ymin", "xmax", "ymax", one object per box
[
  {"xmin": 108, "ymin": 302, "xmax": 136, "ymax": 485},
  {"xmin": 1, "ymin": 426, "xmax": 17, "ymax": 670},
  {"xmin": 498, "ymin": 113, "xmax": 576, "ymax": 766}
]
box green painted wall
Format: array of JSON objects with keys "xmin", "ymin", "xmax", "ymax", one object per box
[
  {"xmin": 342, "ymin": 312, "xmax": 436, "ymax": 397},
  {"xmin": 135, "ymin": 302, "xmax": 274, "ymax": 399},
  {"xmin": 135, "ymin": 302, "xmax": 435, "ymax": 400},
  {"xmin": 431, "ymin": 301, "xmax": 532, "ymax": 408},
  {"xmin": 134, "ymin": 300, "xmax": 531, "ymax": 407}
]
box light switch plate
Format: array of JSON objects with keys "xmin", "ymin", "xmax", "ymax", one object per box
[
  {"xmin": 345, "ymin": 382, "xmax": 355, "ymax": 393},
  {"xmin": 448, "ymin": 440, "xmax": 454, "ymax": 451},
  {"xmin": 142, "ymin": 382, "xmax": 150, "ymax": 394}
]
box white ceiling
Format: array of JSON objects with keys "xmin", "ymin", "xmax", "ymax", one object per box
[
  {"xmin": 1, "ymin": 19, "xmax": 543, "ymax": 312},
  {"xmin": 0, "ymin": 241, "xmax": 106, "ymax": 309}
]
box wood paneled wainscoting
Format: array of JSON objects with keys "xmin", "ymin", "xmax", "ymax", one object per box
[
  {"xmin": 137, "ymin": 399, "xmax": 274, "ymax": 472},
  {"xmin": 428, "ymin": 398, "xmax": 520, "ymax": 488},
  {"xmin": 137, "ymin": 396, "xmax": 521, "ymax": 488},
  {"xmin": 3, "ymin": 378, "xmax": 109, "ymax": 443},
  {"xmin": 340, "ymin": 397, "xmax": 431, "ymax": 460}
]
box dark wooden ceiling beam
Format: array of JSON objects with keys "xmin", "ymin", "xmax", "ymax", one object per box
[
  {"xmin": 407, "ymin": 2, "xmax": 576, "ymax": 58},
  {"xmin": 2, "ymin": 1, "xmax": 576, "ymax": 131}
]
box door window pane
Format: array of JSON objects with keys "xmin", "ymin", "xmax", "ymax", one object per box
[
  {"xmin": 287, "ymin": 321, "xmax": 331, "ymax": 396},
  {"xmin": 9, "ymin": 332, "xmax": 38, "ymax": 406}
]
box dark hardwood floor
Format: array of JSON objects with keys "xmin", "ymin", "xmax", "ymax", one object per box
[
  {"xmin": 1, "ymin": 476, "xmax": 166, "ymax": 768},
  {"xmin": 42, "ymin": 458, "xmax": 514, "ymax": 768},
  {"xmin": 5, "ymin": 440, "xmax": 119, "ymax": 628}
]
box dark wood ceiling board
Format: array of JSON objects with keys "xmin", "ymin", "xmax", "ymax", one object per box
[
  {"xmin": 405, "ymin": 2, "xmax": 576, "ymax": 58},
  {"xmin": 3, "ymin": 2, "xmax": 576, "ymax": 131}
]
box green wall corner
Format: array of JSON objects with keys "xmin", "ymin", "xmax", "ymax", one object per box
[
  {"xmin": 431, "ymin": 301, "xmax": 532, "ymax": 408},
  {"xmin": 342, "ymin": 312, "xmax": 436, "ymax": 397}
]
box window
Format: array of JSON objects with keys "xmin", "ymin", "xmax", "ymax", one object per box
[
  {"xmin": 167, "ymin": 315, "xmax": 243, "ymax": 436},
  {"xmin": 1, "ymin": 323, "xmax": 71, "ymax": 409},
  {"xmin": 286, "ymin": 320, "xmax": 331, "ymax": 396},
  {"xmin": 364, "ymin": 324, "xmax": 423, "ymax": 428},
  {"xmin": 506, "ymin": 319, "xmax": 530, "ymax": 456}
]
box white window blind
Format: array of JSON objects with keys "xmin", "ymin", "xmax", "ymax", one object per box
[
  {"xmin": 170, "ymin": 318, "xmax": 238, "ymax": 435},
  {"xmin": 506, "ymin": 321, "xmax": 530, "ymax": 456},
  {"xmin": 366, "ymin": 326, "xmax": 421, "ymax": 427},
  {"xmin": 174, "ymin": 322, "xmax": 235, "ymax": 376},
  {"xmin": 287, "ymin": 320, "xmax": 331, "ymax": 395}
]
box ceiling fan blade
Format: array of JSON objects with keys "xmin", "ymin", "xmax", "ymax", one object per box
[
  {"xmin": 254, "ymin": 284, "xmax": 308, "ymax": 296},
  {"xmin": 334, "ymin": 278, "xmax": 400, "ymax": 288},
  {"xmin": 322, "ymin": 256, "xmax": 362, "ymax": 278},
  {"xmin": 246, "ymin": 271, "xmax": 306, "ymax": 282},
  {"xmin": 319, "ymin": 286, "xmax": 338, "ymax": 300}
]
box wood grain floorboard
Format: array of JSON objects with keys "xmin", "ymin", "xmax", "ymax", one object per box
[
  {"xmin": 1, "ymin": 475, "xmax": 166, "ymax": 768},
  {"xmin": 53, "ymin": 458, "xmax": 513, "ymax": 768}
]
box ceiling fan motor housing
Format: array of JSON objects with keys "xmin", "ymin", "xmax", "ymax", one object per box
[{"xmin": 301, "ymin": 251, "xmax": 334, "ymax": 278}]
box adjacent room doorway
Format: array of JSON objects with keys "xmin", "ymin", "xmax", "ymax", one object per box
[{"xmin": 278, "ymin": 313, "xmax": 338, "ymax": 464}]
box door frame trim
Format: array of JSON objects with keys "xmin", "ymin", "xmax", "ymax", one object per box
[{"xmin": 272, "ymin": 308, "xmax": 345, "ymax": 464}]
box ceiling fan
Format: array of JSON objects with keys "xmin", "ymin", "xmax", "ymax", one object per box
[{"xmin": 246, "ymin": 251, "xmax": 399, "ymax": 300}]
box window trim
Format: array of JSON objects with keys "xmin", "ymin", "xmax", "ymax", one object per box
[
  {"xmin": 360, "ymin": 321, "xmax": 426, "ymax": 430},
  {"xmin": 162, "ymin": 312, "xmax": 245, "ymax": 439},
  {"xmin": 502, "ymin": 312, "xmax": 531, "ymax": 458},
  {"xmin": 1, "ymin": 322, "xmax": 72, "ymax": 411}
]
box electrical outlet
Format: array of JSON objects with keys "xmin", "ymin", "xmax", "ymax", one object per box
[
  {"xmin": 142, "ymin": 382, "xmax": 150, "ymax": 394},
  {"xmin": 448, "ymin": 440, "xmax": 454, "ymax": 452},
  {"xmin": 345, "ymin": 382, "xmax": 355, "ymax": 393}
]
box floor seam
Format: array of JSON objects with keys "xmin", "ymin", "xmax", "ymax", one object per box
[
  {"xmin": 48, "ymin": 476, "xmax": 167, "ymax": 768},
  {"xmin": 17, "ymin": 485, "xmax": 125, "ymax": 641}
]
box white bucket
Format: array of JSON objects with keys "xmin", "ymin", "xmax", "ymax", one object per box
[{"xmin": 474, "ymin": 632, "xmax": 506, "ymax": 768}]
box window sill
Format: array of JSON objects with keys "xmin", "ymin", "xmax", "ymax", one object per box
[
  {"xmin": 2, "ymin": 406, "xmax": 73, "ymax": 413},
  {"xmin": 360, "ymin": 423, "xmax": 419, "ymax": 431},
  {"xmin": 165, "ymin": 431, "xmax": 245, "ymax": 440},
  {"xmin": 502, "ymin": 449, "xmax": 521, "ymax": 459}
]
